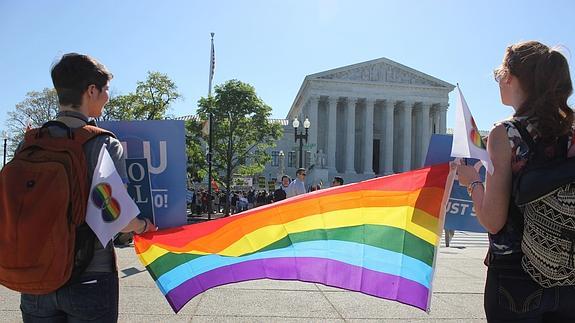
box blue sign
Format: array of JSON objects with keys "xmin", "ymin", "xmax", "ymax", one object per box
[
  {"xmin": 126, "ymin": 158, "xmax": 155, "ymax": 224},
  {"xmin": 424, "ymin": 134, "xmax": 486, "ymax": 233},
  {"xmin": 99, "ymin": 120, "xmax": 187, "ymax": 229}
]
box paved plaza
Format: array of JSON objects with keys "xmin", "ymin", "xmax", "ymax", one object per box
[{"xmin": 0, "ymin": 231, "xmax": 488, "ymax": 322}]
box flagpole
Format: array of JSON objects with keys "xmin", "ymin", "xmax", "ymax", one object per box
[
  {"xmin": 456, "ymin": 84, "xmax": 468, "ymax": 166},
  {"xmin": 207, "ymin": 32, "xmax": 215, "ymax": 220}
]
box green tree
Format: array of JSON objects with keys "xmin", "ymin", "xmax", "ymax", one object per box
[
  {"xmin": 4, "ymin": 88, "xmax": 59, "ymax": 153},
  {"xmin": 99, "ymin": 71, "xmax": 209, "ymax": 187},
  {"xmin": 3, "ymin": 74, "xmax": 204, "ymax": 190},
  {"xmin": 185, "ymin": 118, "xmax": 208, "ymax": 183},
  {"xmin": 197, "ymin": 80, "xmax": 283, "ymax": 215},
  {"xmin": 100, "ymin": 92, "xmax": 139, "ymax": 121},
  {"xmin": 101, "ymin": 71, "xmax": 181, "ymax": 121}
]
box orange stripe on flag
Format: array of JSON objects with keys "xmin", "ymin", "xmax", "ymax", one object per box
[{"xmin": 135, "ymin": 164, "xmax": 449, "ymax": 253}]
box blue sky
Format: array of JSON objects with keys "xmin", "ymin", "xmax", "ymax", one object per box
[{"xmin": 1, "ymin": 0, "xmax": 574, "ymax": 132}]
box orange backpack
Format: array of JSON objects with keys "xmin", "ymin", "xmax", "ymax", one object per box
[{"xmin": 0, "ymin": 121, "xmax": 114, "ymax": 294}]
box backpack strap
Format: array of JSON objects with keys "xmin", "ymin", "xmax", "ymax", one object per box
[
  {"xmin": 25, "ymin": 122, "xmax": 116, "ymax": 145},
  {"xmin": 41, "ymin": 121, "xmax": 74, "ymax": 138},
  {"xmin": 508, "ymin": 120, "xmax": 531, "ymax": 231},
  {"xmin": 20, "ymin": 124, "xmax": 118, "ymax": 166},
  {"xmin": 510, "ymin": 120, "xmax": 535, "ymax": 153},
  {"xmin": 72, "ymin": 125, "xmax": 116, "ymax": 145},
  {"xmin": 24, "ymin": 121, "xmax": 73, "ymax": 142},
  {"xmin": 512, "ymin": 119, "xmax": 570, "ymax": 161}
]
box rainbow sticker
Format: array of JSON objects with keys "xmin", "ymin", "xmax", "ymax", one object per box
[
  {"xmin": 469, "ymin": 117, "xmax": 486, "ymax": 149},
  {"xmin": 91, "ymin": 183, "xmax": 121, "ymax": 222}
]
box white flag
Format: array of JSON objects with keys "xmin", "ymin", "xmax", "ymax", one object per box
[
  {"xmin": 450, "ymin": 85, "xmax": 494, "ymax": 175},
  {"xmin": 201, "ymin": 119, "xmax": 210, "ymax": 137},
  {"xmin": 86, "ymin": 144, "xmax": 140, "ymax": 246},
  {"xmin": 25, "ymin": 118, "xmax": 33, "ymax": 132}
]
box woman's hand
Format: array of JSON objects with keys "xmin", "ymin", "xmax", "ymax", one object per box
[
  {"xmin": 456, "ymin": 163, "xmax": 481, "ymax": 187},
  {"xmin": 121, "ymin": 217, "xmax": 158, "ymax": 234},
  {"xmin": 138, "ymin": 218, "xmax": 158, "ymax": 234},
  {"xmin": 454, "ymin": 124, "xmax": 512, "ymax": 234}
]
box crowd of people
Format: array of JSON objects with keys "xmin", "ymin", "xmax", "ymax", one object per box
[
  {"xmin": 188, "ymin": 169, "xmax": 345, "ymax": 215},
  {"xmin": 187, "ymin": 189, "xmax": 273, "ymax": 215}
]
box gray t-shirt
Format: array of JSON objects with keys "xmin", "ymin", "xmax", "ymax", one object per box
[
  {"xmin": 49, "ymin": 116, "xmax": 126, "ymax": 273},
  {"xmin": 286, "ymin": 178, "xmax": 306, "ymax": 198}
]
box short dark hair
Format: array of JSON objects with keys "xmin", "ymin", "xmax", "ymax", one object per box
[
  {"xmin": 333, "ymin": 176, "xmax": 343, "ymax": 185},
  {"xmin": 281, "ymin": 175, "xmax": 290, "ymax": 181},
  {"xmin": 296, "ymin": 168, "xmax": 306, "ymax": 176},
  {"xmin": 51, "ymin": 53, "xmax": 113, "ymax": 108}
]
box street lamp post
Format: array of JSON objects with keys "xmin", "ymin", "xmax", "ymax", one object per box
[
  {"xmin": 292, "ymin": 116, "xmax": 310, "ymax": 169},
  {"xmin": 2, "ymin": 131, "xmax": 7, "ymax": 167}
]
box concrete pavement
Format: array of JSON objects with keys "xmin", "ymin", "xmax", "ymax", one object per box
[{"xmin": 0, "ymin": 231, "xmax": 489, "ymax": 322}]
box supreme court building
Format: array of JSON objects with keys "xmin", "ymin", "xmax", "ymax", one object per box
[{"xmin": 263, "ymin": 57, "xmax": 455, "ymax": 187}]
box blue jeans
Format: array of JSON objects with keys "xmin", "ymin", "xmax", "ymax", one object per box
[
  {"xmin": 20, "ymin": 272, "xmax": 118, "ymax": 323},
  {"xmin": 485, "ymin": 253, "xmax": 575, "ymax": 322}
]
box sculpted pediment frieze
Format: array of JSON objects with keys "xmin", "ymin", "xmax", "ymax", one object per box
[{"xmin": 316, "ymin": 62, "xmax": 444, "ymax": 87}]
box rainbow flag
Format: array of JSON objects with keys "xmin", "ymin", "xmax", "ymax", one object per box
[{"xmin": 134, "ymin": 164, "xmax": 453, "ymax": 313}]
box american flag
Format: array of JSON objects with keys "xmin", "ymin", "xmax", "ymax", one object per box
[
  {"xmin": 201, "ymin": 119, "xmax": 210, "ymax": 137},
  {"xmin": 208, "ymin": 32, "xmax": 215, "ymax": 94}
]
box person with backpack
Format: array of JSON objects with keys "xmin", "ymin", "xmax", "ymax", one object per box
[
  {"xmin": 273, "ymin": 175, "xmax": 290, "ymax": 202},
  {"xmin": 0, "ymin": 53, "xmax": 156, "ymax": 322},
  {"xmin": 457, "ymin": 41, "xmax": 575, "ymax": 322}
]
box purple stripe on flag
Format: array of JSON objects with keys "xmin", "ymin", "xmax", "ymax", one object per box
[{"xmin": 164, "ymin": 257, "xmax": 429, "ymax": 313}]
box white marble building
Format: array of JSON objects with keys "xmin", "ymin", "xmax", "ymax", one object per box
[{"xmin": 263, "ymin": 57, "xmax": 455, "ymax": 188}]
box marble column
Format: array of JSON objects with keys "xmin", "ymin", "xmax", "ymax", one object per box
[
  {"xmin": 420, "ymin": 103, "xmax": 431, "ymax": 166},
  {"xmin": 363, "ymin": 99, "xmax": 375, "ymax": 175},
  {"xmin": 384, "ymin": 101, "xmax": 395, "ymax": 175},
  {"xmin": 327, "ymin": 96, "xmax": 338, "ymax": 172},
  {"xmin": 402, "ymin": 101, "xmax": 412, "ymax": 172},
  {"xmin": 378, "ymin": 100, "xmax": 385, "ymax": 175},
  {"xmin": 345, "ymin": 97, "xmax": 357, "ymax": 174},
  {"xmin": 439, "ymin": 104, "xmax": 448, "ymax": 134},
  {"xmin": 308, "ymin": 96, "xmax": 319, "ymax": 161}
]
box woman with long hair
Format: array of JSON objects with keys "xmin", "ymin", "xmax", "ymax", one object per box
[{"xmin": 457, "ymin": 41, "xmax": 575, "ymax": 321}]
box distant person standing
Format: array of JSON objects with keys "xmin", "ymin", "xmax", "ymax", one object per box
[
  {"xmin": 331, "ymin": 176, "xmax": 344, "ymax": 187},
  {"xmin": 247, "ymin": 189, "xmax": 255, "ymax": 209},
  {"xmin": 273, "ymin": 175, "xmax": 290, "ymax": 202},
  {"xmin": 286, "ymin": 168, "xmax": 306, "ymax": 198},
  {"xmin": 194, "ymin": 189, "xmax": 202, "ymax": 215},
  {"xmin": 230, "ymin": 192, "xmax": 238, "ymax": 214}
]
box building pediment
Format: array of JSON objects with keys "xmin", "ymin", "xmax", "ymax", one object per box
[
  {"xmin": 310, "ymin": 57, "xmax": 452, "ymax": 88},
  {"xmin": 287, "ymin": 57, "xmax": 454, "ymax": 119}
]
